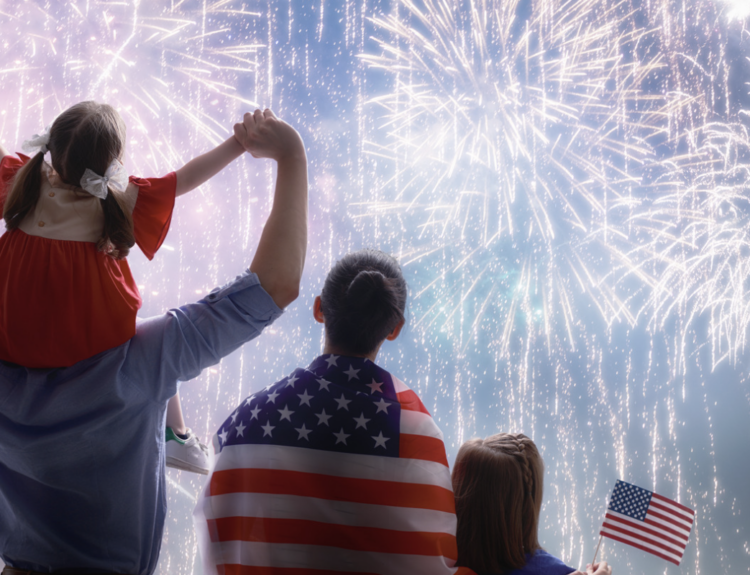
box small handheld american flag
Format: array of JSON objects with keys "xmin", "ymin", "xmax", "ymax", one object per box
[{"xmin": 599, "ymin": 479, "xmax": 695, "ymax": 566}]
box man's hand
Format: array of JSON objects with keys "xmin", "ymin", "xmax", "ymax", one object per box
[{"xmin": 233, "ymin": 109, "xmax": 304, "ymax": 162}]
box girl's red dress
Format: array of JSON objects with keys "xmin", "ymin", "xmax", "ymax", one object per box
[{"xmin": 0, "ymin": 154, "xmax": 176, "ymax": 368}]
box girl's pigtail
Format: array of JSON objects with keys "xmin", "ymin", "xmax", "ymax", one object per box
[
  {"xmin": 3, "ymin": 152, "xmax": 46, "ymax": 229},
  {"xmin": 98, "ymin": 187, "xmax": 135, "ymax": 259}
]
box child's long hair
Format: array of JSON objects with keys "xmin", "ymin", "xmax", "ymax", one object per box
[
  {"xmin": 452, "ymin": 433, "xmax": 545, "ymax": 574},
  {"xmin": 3, "ymin": 101, "xmax": 135, "ymax": 258}
]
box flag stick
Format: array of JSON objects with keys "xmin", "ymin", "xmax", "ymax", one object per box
[{"xmin": 591, "ymin": 534, "xmax": 603, "ymax": 566}]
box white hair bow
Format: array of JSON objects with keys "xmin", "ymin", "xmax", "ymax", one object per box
[
  {"xmin": 80, "ymin": 158, "xmax": 128, "ymax": 200},
  {"xmin": 22, "ymin": 125, "xmax": 52, "ymax": 155}
]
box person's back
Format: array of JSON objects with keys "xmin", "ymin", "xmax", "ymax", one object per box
[
  {"xmin": 451, "ymin": 433, "xmax": 611, "ymax": 575},
  {"xmin": 0, "ymin": 108, "xmax": 308, "ymax": 575},
  {"xmin": 195, "ymin": 249, "xmax": 475, "ymax": 575}
]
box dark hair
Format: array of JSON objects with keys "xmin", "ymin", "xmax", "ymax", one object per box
[
  {"xmin": 3, "ymin": 101, "xmax": 134, "ymax": 258},
  {"xmin": 452, "ymin": 433, "xmax": 544, "ymax": 574},
  {"xmin": 320, "ymin": 249, "xmax": 407, "ymax": 355}
]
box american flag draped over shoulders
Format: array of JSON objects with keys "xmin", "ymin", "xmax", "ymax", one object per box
[{"xmin": 194, "ymin": 354, "xmax": 475, "ymax": 575}]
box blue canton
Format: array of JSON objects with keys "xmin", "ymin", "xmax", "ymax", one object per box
[
  {"xmin": 607, "ymin": 479, "xmax": 652, "ymax": 521},
  {"xmin": 217, "ymin": 354, "xmax": 401, "ymax": 458}
]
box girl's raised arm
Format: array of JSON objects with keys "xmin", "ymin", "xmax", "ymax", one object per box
[{"xmin": 174, "ymin": 135, "xmax": 245, "ymax": 197}]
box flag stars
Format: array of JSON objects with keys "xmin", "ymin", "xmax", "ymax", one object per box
[
  {"xmin": 316, "ymin": 409, "xmax": 332, "ymax": 426},
  {"xmin": 333, "ymin": 428, "xmax": 350, "ymax": 445},
  {"xmin": 344, "ymin": 365, "xmax": 360, "ymax": 381},
  {"xmin": 235, "ymin": 422, "xmax": 246, "ymax": 437},
  {"xmin": 285, "ymin": 374, "xmax": 299, "ymax": 388},
  {"xmin": 374, "ymin": 397, "xmax": 390, "ymax": 414},
  {"xmin": 267, "ymin": 390, "xmax": 280, "ymax": 404},
  {"xmin": 249, "ymin": 406, "xmax": 261, "ymax": 420},
  {"xmin": 219, "ymin": 429, "xmax": 228, "ymax": 444},
  {"xmin": 335, "ymin": 394, "xmax": 352, "ymax": 411},
  {"xmin": 297, "ymin": 389, "xmax": 313, "ymax": 407},
  {"xmin": 372, "ymin": 431, "xmax": 389, "ymax": 449},
  {"xmin": 353, "ymin": 413, "xmax": 370, "ymax": 430},
  {"xmin": 296, "ymin": 424, "xmax": 312, "ymax": 441},
  {"xmin": 366, "ymin": 379, "xmax": 383, "ymax": 394},
  {"xmin": 317, "ymin": 377, "xmax": 331, "ymax": 391},
  {"xmin": 278, "ymin": 405, "xmax": 294, "ymax": 422},
  {"xmin": 261, "ymin": 422, "xmax": 275, "ymax": 437},
  {"xmin": 325, "ymin": 354, "xmax": 339, "ymax": 368}
]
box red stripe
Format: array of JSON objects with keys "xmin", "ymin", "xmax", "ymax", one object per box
[
  {"xmin": 399, "ymin": 434, "xmax": 449, "ymax": 467},
  {"xmin": 397, "ymin": 390, "xmax": 431, "ymax": 415},
  {"xmin": 602, "ymin": 517, "xmax": 685, "ymax": 555},
  {"xmin": 600, "ymin": 531, "xmax": 681, "ymax": 566},
  {"xmin": 219, "ymin": 567, "xmax": 379, "ymax": 575},
  {"xmin": 647, "ymin": 507, "xmax": 693, "ymax": 533},
  {"xmin": 209, "ymin": 468, "xmax": 455, "ymax": 513},
  {"xmin": 651, "ymin": 492, "xmax": 694, "ymax": 515},
  {"xmin": 605, "ymin": 513, "xmax": 687, "ymax": 545},
  {"xmin": 649, "ymin": 501, "xmax": 694, "ymax": 527},
  {"xmin": 210, "ymin": 517, "xmax": 458, "ymax": 560}
]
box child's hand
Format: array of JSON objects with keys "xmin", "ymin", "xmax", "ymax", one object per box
[
  {"xmin": 586, "ymin": 561, "xmax": 612, "ymax": 575},
  {"xmin": 233, "ymin": 109, "xmax": 304, "ymax": 162}
]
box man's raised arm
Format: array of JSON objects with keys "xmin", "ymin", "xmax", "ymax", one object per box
[{"xmin": 234, "ymin": 109, "xmax": 308, "ymax": 309}]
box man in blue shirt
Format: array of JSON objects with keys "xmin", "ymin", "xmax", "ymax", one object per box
[{"xmin": 0, "ymin": 109, "xmax": 308, "ymax": 575}]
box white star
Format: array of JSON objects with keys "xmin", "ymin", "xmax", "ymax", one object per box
[
  {"xmin": 261, "ymin": 422, "xmax": 275, "ymax": 437},
  {"xmin": 372, "ymin": 431, "xmax": 389, "ymax": 449},
  {"xmin": 267, "ymin": 390, "xmax": 280, "ymax": 404},
  {"xmin": 285, "ymin": 373, "xmax": 299, "ymax": 388},
  {"xmin": 242, "ymin": 395, "xmax": 253, "ymax": 406},
  {"xmin": 231, "ymin": 410, "xmax": 240, "ymax": 423},
  {"xmin": 297, "ymin": 389, "xmax": 314, "ymax": 406},
  {"xmin": 219, "ymin": 429, "xmax": 228, "ymax": 444},
  {"xmin": 343, "ymin": 365, "xmax": 360, "ymax": 381},
  {"xmin": 249, "ymin": 406, "xmax": 261, "ymax": 420},
  {"xmin": 325, "ymin": 354, "xmax": 339, "ymax": 367},
  {"xmin": 296, "ymin": 424, "xmax": 312, "ymax": 441},
  {"xmin": 278, "ymin": 405, "xmax": 294, "ymax": 422},
  {"xmin": 333, "ymin": 428, "xmax": 350, "ymax": 445},
  {"xmin": 235, "ymin": 422, "xmax": 246, "ymax": 437},
  {"xmin": 374, "ymin": 398, "xmax": 390, "ymax": 414},
  {"xmin": 353, "ymin": 413, "xmax": 370, "ymax": 429},
  {"xmin": 316, "ymin": 409, "xmax": 332, "ymax": 426},
  {"xmin": 366, "ymin": 379, "xmax": 383, "ymax": 394},
  {"xmin": 317, "ymin": 377, "xmax": 331, "ymax": 391},
  {"xmin": 335, "ymin": 394, "xmax": 352, "ymax": 411}
]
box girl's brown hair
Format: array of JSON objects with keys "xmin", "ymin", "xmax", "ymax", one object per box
[
  {"xmin": 3, "ymin": 101, "xmax": 134, "ymax": 258},
  {"xmin": 452, "ymin": 433, "xmax": 545, "ymax": 574}
]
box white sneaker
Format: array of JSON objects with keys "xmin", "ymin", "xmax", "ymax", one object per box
[{"xmin": 165, "ymin": 427, "xmax": 210, "ymax": 475}]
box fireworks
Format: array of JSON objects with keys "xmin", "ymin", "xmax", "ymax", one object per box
[{"xmin": 0, "ymin": 1, "xmax": 747, "ymax": 573}]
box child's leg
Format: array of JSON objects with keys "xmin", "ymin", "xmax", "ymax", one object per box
[
  {"xmin": 166, "ymin": 394, "xmax": 187, "ymax": 436},
  {"xmin": 165, "ymin": 393, "xmax": 209, "ymax": 475}
]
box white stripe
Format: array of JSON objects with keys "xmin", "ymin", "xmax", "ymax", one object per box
[
  {"xmin": 651, "ymin": 495, "xmax": 695, "ymax": 521},
  {"xmin": 645, "ymin": 509, "xmax": 692, "ymax": 536},
  {"xmin": 392, "ymin": 375, "xmax": 410, "ymax": 393},
  {"xmin": 213, "ymin": 443, "xmax": 453, "ymax": 491},
  {"xmin": 204, "ymin": 540, "xmax": 459, "ymax": 575},
  {"xmin": 606, "ymin": 510, "xmax": 690, "ymax": 541},
  {"xmin": 401, "ymin": 408, "xmax": 444, "ymax": 440},
  {"xmin": 601, "ymin": 527, "xmax": 682, "ymax": 562},
  {"xmin": 202, "ymin": 492, "xmax": 457, "ymax": 534},
  {"xmin": 647, "ymin": 506, "xmax": 694, "ymax": 531},
  {"xmin": 602, "ymin": 516, "xmax": 685, "ymax": 554}
]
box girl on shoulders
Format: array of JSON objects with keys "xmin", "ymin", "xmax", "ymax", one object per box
[{"xmin": 452, "ymin": 432, "xmax": 612, "ymax": 575}]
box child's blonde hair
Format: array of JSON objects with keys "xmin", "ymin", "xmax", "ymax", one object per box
[
  {"xmin": 3, "ymin": 101, "xmax": 135, "ymax": 258},
  {"xmin": 452, "ymin": 432, "xmax": 545, "ymax": 573}
]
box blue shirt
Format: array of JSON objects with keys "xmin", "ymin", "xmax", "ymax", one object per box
[
  {"xmin": 483, "ymin": 549, "xmax": 576, "ymax": 575},
  {"xmin": 0, "ymin": 271, "xmax": 282, "ymax": 575}
]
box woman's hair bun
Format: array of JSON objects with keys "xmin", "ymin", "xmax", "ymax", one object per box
[
  {"xmin": 345, "ymin": 270, "xmax": 390, "ymax": 309},
  {"xmin": 321, "ymin": 249, "xmax": 407, "ymax": 356}
]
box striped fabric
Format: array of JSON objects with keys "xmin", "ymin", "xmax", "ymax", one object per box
[
  {"xmin": 194, "ymin": 354, "xmax": 474, "ymax": 575},
  {"xmin": 600, "ymin": 480, "xmax": 695, "ymax": 565}
]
